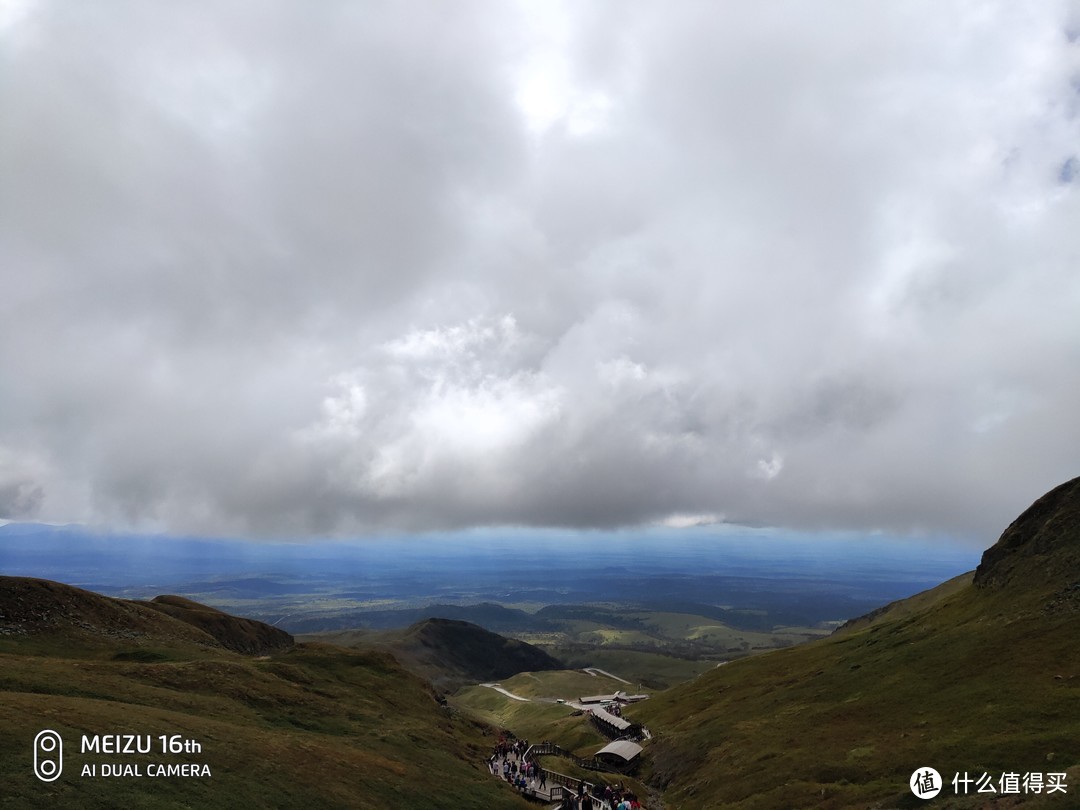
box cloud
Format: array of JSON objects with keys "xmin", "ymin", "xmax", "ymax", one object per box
[
  {"xmin": 1, "ymin": 1, "xmax": 1078, "ymax": 539},
  {"xmin": 659, "ymin": 513, "xmax": 724, "ymax": 530}
]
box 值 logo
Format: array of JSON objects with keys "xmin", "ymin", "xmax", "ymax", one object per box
[{"xmin": 910, "ymin": 766, "xmax": 942, "ymax": 799}]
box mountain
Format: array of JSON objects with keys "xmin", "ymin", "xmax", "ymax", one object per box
[
  {"xmin": 635, "ymin": 476, "xmax": 1080, "ymax": 808},
  {"xmin": 139, "ymin": 594, "xmax": 294, "ymax": 655},
  {"xmin": 312, "ymin": 617, "xmax": 564, "ymax": 691},
  {"xmin": 973, "ymin": 476, "xmax": 1080, "ymax": 593},
  {"xmin": 0, "ymin": 577, "xmax": 293, "ymax": 656},
  {"xmin": 0, "ymin": 576, "xmax": 529, "ymax": 809}
]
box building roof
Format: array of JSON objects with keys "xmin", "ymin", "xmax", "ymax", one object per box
[
  {"xmin": 580, "ymin": 690, "xmax": 650, "ymax": 704},
  {"xmin": 595, "ymin": 741, "xmax": 643, "ymax": 762},
  {"xmin": 590, "ymin": 708, "xmax": 632, "ymax": 731}
]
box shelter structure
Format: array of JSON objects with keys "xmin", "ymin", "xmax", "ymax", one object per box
[
  {"xmin": 589, "ymin": 708, "xmax": 642, "ymax": 739},
  {"xmin": 593, "ymin": 740, "xmax": 643, "ymax": 773},
  {"xmin": 578, "ymin": 690, "xmax": 649, "ymax": 705},
  {"xmin": 579, "ymin": 693, "xmax": 619, "ymax": 705}
]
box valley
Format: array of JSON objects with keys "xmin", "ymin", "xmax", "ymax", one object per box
[{"xmin": 3, "ymin": 482, "xmax": 1077, "ymax": 808}]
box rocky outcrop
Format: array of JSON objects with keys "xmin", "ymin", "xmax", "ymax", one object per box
[{"xmin": 973, "ymin": 475, "xmax": 1080, "ymax": 591}]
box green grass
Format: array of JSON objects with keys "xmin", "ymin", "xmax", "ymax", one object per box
[
  {"xmin": 0, "ymin": 632, "xmax": 532, "ymax": 809},
  {"xmin": 547, "ymin": 646, "xmax": 718, "ymax": 689},
  {"xmin": 635, "ymin": 580, "xmax": 1080, "ymax": 808},
  {"xmin": 452, "ymin": 686, "xmax": 603, "ymax": 749},
  {"xmin": 520, "ymin": 606, "xmax": 827, "ymax": 660},
  {"xmin": 450, "ymin": 681, "xmax": 658, "ymax": 806},
  {"xmin": 628, "ymin": 610, "xmax": 829, "ymax": 652},
  {"xmin": 498, "ymin": 669, "xmax": 626, "ymax": 699},
  {"xmin": 450, "ymin": 667, "xmax": 666, "ymax": 805}
]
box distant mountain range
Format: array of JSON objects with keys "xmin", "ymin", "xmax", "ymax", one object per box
[
  {"xmin": 286, "ymin": 601, "xmax": 547, "ymax": 634},
  {"xmin": 0, "ymin": 520, "xmax": 980, "ymax": 634}
]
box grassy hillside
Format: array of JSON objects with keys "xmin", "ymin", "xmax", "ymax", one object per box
[
  {"xmin": 140, "ymin": 594, "xmax": 294, "ymax": 655},
  {"xmin": 0, "ymin": 578, "xmax": 528, "ymax": 809},
  {"xmin": 635, "ymin": 477, "xmax": 1080, "ymax": 808},
  {"xmin": 449, "ymin": 673, "xmax": 657, "ymax": 804},
  {"xmin": 520, "ymin": 603, "xmax": 828, "ymax": 660},
  {"xmin": 452, "ymin": 682, "xmax": 605, "ymax": 751},
  {"xmin": 548, "ymin": 646, "xmax": 717, "ymax": 689},
  {"xmin": 310, "ymin": 617, "xmax": 563, "ymax": 691},
  {"xmin": 450, "ymin": 667, "xmax": 630, "ymax": 749}
]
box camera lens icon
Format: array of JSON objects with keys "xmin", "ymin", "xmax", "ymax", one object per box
[{"xmin": 34, "ymin": 730, "xmax": 63, "ymax": 782}]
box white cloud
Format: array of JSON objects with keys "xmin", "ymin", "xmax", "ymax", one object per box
[
  {"xmin": 756, "ymin": 454, "xmax": 784, "ymax": 482},
  {"xmin": 511, "ymin": 0, "xmax": 619, "ymax": 138},
  {"xmin": 2, "ymin": 1, "xmax": 1078, "ymax": 538},
  {"xmin": 660, "ymin": 513, "xmax": 724, "ymax": 529}
]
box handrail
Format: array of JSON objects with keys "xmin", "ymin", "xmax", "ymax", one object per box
[
  {"xmin": 525, "ymin": 742, "xmax": 604, "ymax": 770},
  {"xmin": 495, "ymin": 746, "xmax": 621, "ymax": 809}
]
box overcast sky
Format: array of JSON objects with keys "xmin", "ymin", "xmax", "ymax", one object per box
[{"xmin": 2, "ymin": 1, "xmax": 1078, "ymax": 542}]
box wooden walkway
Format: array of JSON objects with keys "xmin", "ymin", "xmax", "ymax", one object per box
[{"xmin": 487, "ymin": 748, "xmax": 615, "ymax": 808}]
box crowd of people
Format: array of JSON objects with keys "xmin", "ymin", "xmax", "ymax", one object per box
[
  {"xmin": 485, "ymin": 733, "xmax": 644, "ymax": 809},
  {"xmin": 488, "ymin": 736, "xmax": 547, "ymax": 797},
  {"xmin": 602, "ymin": 701, "xmax": 623, "ymax": 717},
  {"xmin": 556, "ymin": 781, "xmax": 642, "ymax": 810}
]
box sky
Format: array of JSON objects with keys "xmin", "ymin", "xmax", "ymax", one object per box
[{"xmin": 1, "ymin": 0, "xmax": 1079, "ymax": 543}]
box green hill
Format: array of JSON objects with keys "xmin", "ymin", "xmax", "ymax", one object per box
[
  {"xmin": 0, "ymin": 577, "xmax": 528, "ymax": 809},
  {"xmin": 139, "ymin": 594, "xmax": 295, "ymax": 655},
  {"xmin": 311, "ymin": 617, "xmax": 564, "ymax": 692},
  {"xmin": 635, "ymin": 476, "xmax": 1080, "ymax": 808}
]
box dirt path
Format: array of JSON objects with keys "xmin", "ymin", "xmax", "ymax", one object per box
[
  {"xmin": 479, "ymin": 682, "xmax": 530, "ymax": 701},
  {"xmin": 582, "ymin": 667, "xmax": 631, "ymax": 684}
]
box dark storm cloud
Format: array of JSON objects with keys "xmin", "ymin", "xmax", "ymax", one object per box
[{"xmin": 2, "ymin": 1, "xmax": 1078, "ymax": 540}]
